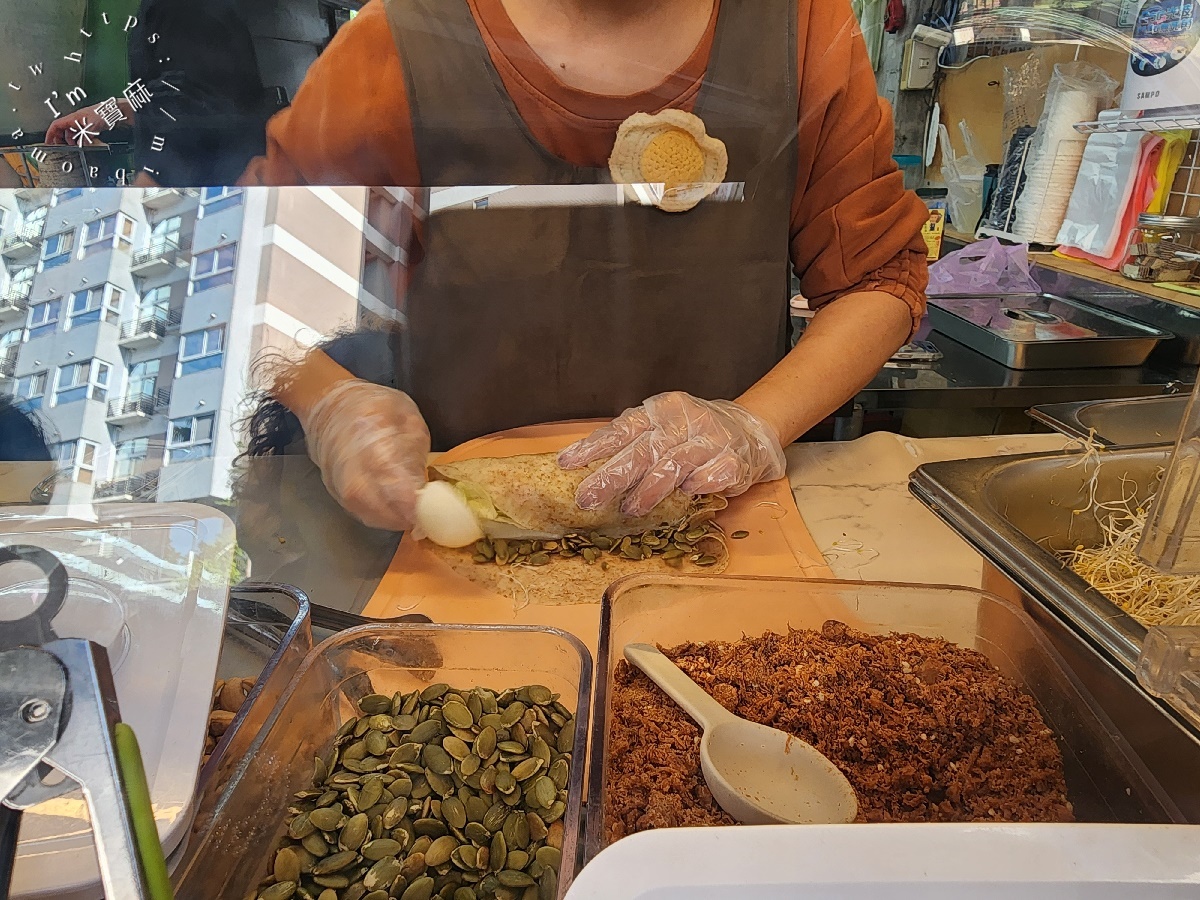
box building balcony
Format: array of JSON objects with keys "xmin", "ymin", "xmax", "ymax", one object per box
[
  {"xmin": 0, "ymin": 348, "xmax": 16, "ymax": 380},
  {"xmin": 94, "ymin": 470, "xmax": 159, "ymax": 503},
  {"xmin": 130, "ymin": 238, "xmax": 190, "ymax": 277},
  {"xmin": 118, "ymin": 309, "xmax": 182, "ymax": 348},
  {"xmin": 14, "ymin": 188, "xmax": 47, "ymax": 203},
  {"xmin": 0, "ymin": 283, "xmax": 30, "ymax": 321},
  {"xmin": 106, "ymin": 389, "xmax": 170, "ymax": 425},
  {"xmin": 142, "ymin": 188, "xmax": 198, "ymax": 210},
  {"xmin": 1, "ymin": 222, "xmax": 45, "ymax": 260}
]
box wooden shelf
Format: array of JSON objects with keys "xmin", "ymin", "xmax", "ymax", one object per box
[{"xmin": 1031, "ymin": 252, "xmax": 1200, "ymax": 310}]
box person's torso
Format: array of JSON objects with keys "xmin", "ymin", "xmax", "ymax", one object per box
[{"xmin": 385, "ymin": 0, "xmax": 798, "ymax": 450}]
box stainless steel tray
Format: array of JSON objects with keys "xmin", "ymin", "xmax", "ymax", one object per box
[
  {"xmin": 1029, "ymin": 395, "xmax": 1187, "ymax": 446},
  {"xmin": 910, "ymin": 447, "xmax": 1168, "ymax": 678},
  {"xmin": 927, "ymin": 293, "xmax": 1172, "ymax": 369}
]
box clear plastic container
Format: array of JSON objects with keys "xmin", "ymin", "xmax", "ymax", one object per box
[
  {"xmin": 1138, "ymin": 374, "xmax": 1200, "ymax": 575},
  {"xmin": 584, "ymin": 575, "xmax": 1181, "ymax": 861},
  {"xmin": 0, "ymin": 503, "xmax": 235, "ymax": 899},
  {"xmin": 174, "ymin": 623, "xmax": 593, "ymax": 900},
  {"xmin": 193, "ymin": 583, "xmax": 314, "ymax": 828}
]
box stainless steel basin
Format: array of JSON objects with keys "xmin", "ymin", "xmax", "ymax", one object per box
[
  {"xmin": 912, "ymin": 446, "xmax": 1200, "ymax": 819},
  {"xmin": 911, "ymin": 446, "xmax": 1170, "ymax": 676},
  {"xmin": 1030, "ymin": 395, "xmax": 1187, "ymax": 447}
]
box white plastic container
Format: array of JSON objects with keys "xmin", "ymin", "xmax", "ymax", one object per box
[
  {"xmin": 566, "ymin": 824, "xmax": 1200, "ymax": 898},
  {"xmin": 0, "ymin": 503, "xmax": 235, "ymax": 899}
]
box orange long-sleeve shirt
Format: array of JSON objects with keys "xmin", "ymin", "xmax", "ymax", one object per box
[{"xmin": 242, "ymin": 0, "xmax": 929, "ymax": 329}]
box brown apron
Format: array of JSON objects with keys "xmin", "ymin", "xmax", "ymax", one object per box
[{"xmin": 385, "ymin": 0, "xmax": 798, "ymax": 450}]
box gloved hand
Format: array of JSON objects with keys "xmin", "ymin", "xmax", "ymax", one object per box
[
  {"xmin": 299, "ymin": 379, "xmax": 430, "ymax": 531},
  {"xmin": 558, "ymin": 391, "xmax": 787, "ymax": 517}
]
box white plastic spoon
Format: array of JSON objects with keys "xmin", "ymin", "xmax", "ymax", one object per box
[{"xmin": 624, "ymin": 642, "xmax": 858, "ymax": 825}]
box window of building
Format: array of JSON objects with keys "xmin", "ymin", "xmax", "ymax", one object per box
[
  {"xmin": 67, "ymin": 284, "xmax": 123, "ymax": 328},
  {"xmin": 112, "ymin": 437, "xmax": 150, "ymax": 480},
  {"xmin": 26, "ymin": 298, "xmax": 62, "ymax": 340},
  {"xmin": 82, "ymin": 213, "xmax": 135, "ymax": 256},
  {"xmin": 54, "ymin": 358, "xmax": 111, "ymax": 406},
  {"xmin": 52, "ymin": 188, "xmax": 85, "ymax": 205},
  {"xmin": 40, "ymin": 229, "xmax": 75, "ymax": 270},
  {"xmin": 167, "ymin": 413, "xmax": 215, "ymax": 462},
  {"xmin": 55, "ymin": 439, "xmax": 99, "ymax": 484},
  {"xmin": 11, "ymin": 370, "xmax": 46, "ymax": 411},
  {"xmin": 151, "ymin": 215, "xmax": 182, "ymax": 245},
  {"xmin": 0, "ymin": 328, "xmax": 20, "ymax": 352},
  {"xmin": 189, "ymin": 245, "xmax": 236, "ymax": 293},
  {"xmin": 126, "ymin": 359, "xmax": 160, "ymax": 400},
  {"xmin": 199, "ymin": 186, "xmax": 243, "ymax": 217},
  {"xmin": 178, "ymin": 325, "xmax": 224, "ymax": 376},
  {"xmin": 23, "ymin": 205, "xmax": 47, "ymax": 232},
  {"xmin": 6, "ymin": 265, "xmax": 34, "ymax": 300}
]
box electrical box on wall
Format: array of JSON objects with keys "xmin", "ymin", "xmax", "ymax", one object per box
[{"xmin": 901, "ymin": 38, "xmax": 939, "ymax": 90}]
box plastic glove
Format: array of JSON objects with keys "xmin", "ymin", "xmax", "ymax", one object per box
[
  {"xmin": 300, "ymin": 379, "xmax": 430, "ymax": 531},
  {"xmin": 558, "ymin": 391, "xmax": 787, "ymax": 517}
]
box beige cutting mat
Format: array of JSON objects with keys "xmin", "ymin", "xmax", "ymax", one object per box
[{"xmin": 363, "ymin": 421, "xmax": 834, "ymax": 657}]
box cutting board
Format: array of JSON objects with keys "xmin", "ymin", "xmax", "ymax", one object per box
[{"xmin": 362, "ymin": 422, "xmax": 833, "ymax": 657}]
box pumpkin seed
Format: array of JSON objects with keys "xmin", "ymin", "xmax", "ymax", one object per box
[
  {"xmin": 399, "ymin": 852, "xmax": 427, "ymax": 880},
  {"xmin": 362, "ymin": 892, "xmax": 388, "ymax": 900},
  {"xmin": 539, "ymin": 867, "xmax": 557, "ymax": 900},
  {"xmin": 460, "ymin": 753, "xmax": 482, "ymax": 778},
  {"xmin": 288, "ymin": 812, "xmax": 316, "ymax": 840},
  {"xmin": 506, "ymin": 850, "xmax": 530, "ymax": 872},
  {"xmin": 531, "ymin": 777, "xmax": 557, "ymax": 810},
  {"xmin": 489, "ymin": 831, "xmax": 507, "ymax": 872},
  {"xmin": 363, "ymin": 857, "xmax": 403, "ymax": 891},
  {"xmin": 442, "ymin": 701, "xmax": 474, "ymax": 730},
  {"xmin": 312, "ymin": 850, "xmax": 359, "ymax": 876},
  {"xmin": 454, "ymin": 889, "xmax": 477, "ymax": 900},
  {"xmin": 425, "ymin": 835, "xmax": 459, "ymax": 868},
  {"xmin": 525, "ymin": 813, "xmax": 547, "ymax": 842},
  {"xmin": 464, "ymin": 821, "xmax": 491, "ymax": 845},
  {"xmin": 442, "ymin": 796, "xmax": 468, "ymax": 830},
  {"xmin": 311, "ymin": 874, "xmax": 350, "ymax": 889},
  {"xmin": 731, "ymin": 530, "xmax": 750, "ymax": 539},
  {"xmin": 273, "ymin": 848, "xmax": 301, "ymax": 885},
  {"xmin": 400, "ymin": 877, "xmax": 435, "ymax": 900},
  {"xmin": 414, "ymin": 817, "xmax": 449, "ymax": 838},
  {"xmin": 498, "ymin": 871, "xmax": 535, "ymax": 888},
  {"xmin": 258, "ymin": 881, "xmax": 297, "ymax": 900},
  {"xmin": 452, "ymin": 844, "xmax": 478, "ymax": 870},
  {"xmin": 301, "ymin": 832, "xmax": 329, "ymax": 857},
  {"xmin": 500, "ymin": 703, "xmax": 526, "ymax": 728},
  {"xmin": 317, "ymin": 890, "xmax": 338, "ymax": 900},
  {"xmin": 420, "ymin": 683, "xmax": 450, "ymax": 702},
  {"xmin": 534, "ymin": 847, "xmax": 561, "ymax": 871},
  {"xmin": 410, "ymin": 720, "xmax": 444, "ymax": 744},
  {"xmin": 511, "ymin": 758, "xmax": 544, "ymax": 782},
  {"xmin": 338, "ymin": 813, "xmax": 369, "ymax": 851},
  {"xmin": 359, "ymin": 694, "xmax": 393, "ymax": 716},
  {"xmin": 442, "ymin": 735, "xmax": 471, "ymax": 761},
  {"xmin": 473, "ymin": 727, "xmax": 498, "ymax": 760}
]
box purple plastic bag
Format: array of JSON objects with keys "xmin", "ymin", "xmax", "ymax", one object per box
[{"xmin": 927, "ymin": 238, "xmax": 1042, "ymax": 296}]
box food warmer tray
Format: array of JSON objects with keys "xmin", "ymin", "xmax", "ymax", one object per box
[{"xmin": 927, "ymin": 293, "xmax": 1171, "ymax": 370}]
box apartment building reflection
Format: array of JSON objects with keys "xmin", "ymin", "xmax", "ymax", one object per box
[{"xmin": 0, "ymin": 186, "xmax": 411, "ymax": 505}]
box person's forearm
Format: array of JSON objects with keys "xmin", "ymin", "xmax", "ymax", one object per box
[
  {"xmin": 276, "ymin": 348, "xmax": 358, "ymax": 422},
  {"xmin": 737, "ymin": 290, "xmax": 912, "ymax": 445}
]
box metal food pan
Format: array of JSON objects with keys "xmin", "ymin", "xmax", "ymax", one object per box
[
  {"xmin": 928, "ymin": 293, "xmax": 1172, "ymax": 369},
  {"xmin": 1028, "ymin": 395, "xmax": 1186, "ymax": 447}
]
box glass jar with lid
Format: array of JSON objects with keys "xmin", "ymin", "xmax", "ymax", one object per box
[{"xmin": 1121, "ymin": 214, "xmax": 1200, "ymax": 283}]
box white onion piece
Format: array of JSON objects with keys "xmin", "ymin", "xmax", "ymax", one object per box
[{"xmin": 414, "ymin": 481, "xmax": 484, "ymax": 548}]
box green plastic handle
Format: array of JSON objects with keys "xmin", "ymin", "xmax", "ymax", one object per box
[{"xmin": 113, "ymin": 722, "xmax": 174, "ymax": 900}]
